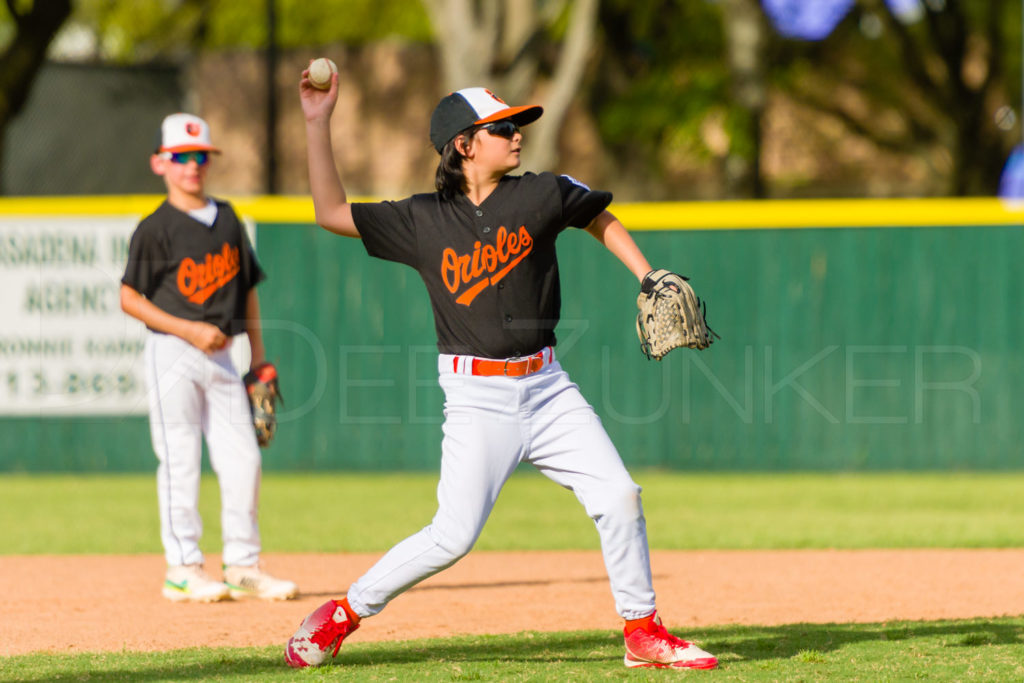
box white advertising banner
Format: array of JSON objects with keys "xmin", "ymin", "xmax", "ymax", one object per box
[
  {"xmin": 0, "ymin": 213, "xmax": 257, "ymax": 417},
  {"xmin": 0, "ymin": 216, "xmax": 149, "ymax": 415}
]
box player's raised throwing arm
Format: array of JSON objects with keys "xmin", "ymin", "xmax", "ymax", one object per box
[{"xmin": 299, "ymin": 62, "xmax": 359, "ymax": 238}]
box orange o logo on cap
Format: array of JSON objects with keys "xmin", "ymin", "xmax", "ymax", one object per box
[
  {"xmin": 483, "ymin": 89, "xmax": 507, "ymax": 105},
  {"xmin": 185, "ymin": 122, "xmax": 201, "ymax": 137}
]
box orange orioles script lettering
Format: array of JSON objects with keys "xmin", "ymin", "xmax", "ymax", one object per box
[
  {"xmin": 441, "ymin": 225, "xmax": 533, "ymax": 306},
  {"xmin": 176, "ymin": 243, "xmax": 241, "ymax": 304}
]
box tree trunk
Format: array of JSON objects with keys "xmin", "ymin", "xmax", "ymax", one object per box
[
  {"xmin": 421, "ymin": 0, "xmax": 497, "ymax": 91},
  {"xmin": 0, "ymin": 0, "xmax": 73, "ymax": 193},
  {"xmin": 421, "ymin": 0, "xmax": 598, "ymax": 172},
  {"xmin": 719, "ymin": 0, "xmax": 767, "ymax": 198},
  {"xmin": 521, "ymin": 0, "xmax": 598, "ymax": 172},
  {"xmin": 496, "ymin": 0, "xmax": 540, "ymax": 103}
]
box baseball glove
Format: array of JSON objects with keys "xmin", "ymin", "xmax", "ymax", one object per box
[
  {"xmin": 636, "ymin": 269, "xmax": 718, "ymax": 360},
  {"xmin": 243, "ymin": 361, "xmax": 282, "ymax": 448}
]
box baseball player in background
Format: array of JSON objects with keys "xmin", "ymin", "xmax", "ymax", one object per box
[
  {"xmin": 120, "ymin": 113, "xmax": 297, "ymax": 603},
  {"xmin": 285, "ymin": 69, "xmax": 717, "ymax": 671}
]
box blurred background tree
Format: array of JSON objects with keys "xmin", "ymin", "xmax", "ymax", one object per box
[
  {"xmin": 769, "ymin": 0, "xmax": 1019, "ymax": 196},
  {"xmin": 55, "ymin": 0, "xmax": 431, "ymax": 59},
  {"xmin": 591, "ymin": 0, "xmax": 1021, "ymax": 198},
  {"xmin": 422, "ymin": 0, "xmax": 600, "ymax": 172},
  {"xmin": 0, "ymin": 0, "xmax": 72, "ymax": 184},
  {"xmin": 593, "ymin": 0, "xmax": 745, "ymax": 197},
  {"xmin": 0, "ymin": 0, "xmax": 1021, "ymax": 198}
]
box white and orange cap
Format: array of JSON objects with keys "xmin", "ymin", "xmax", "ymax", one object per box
[
  {"xmin": 156, "ymin": 113, "xmax": 221, "ymax": 154},
  {"xmin": 429, "ymin": 87, "xmax": 543, "ymax": 153}
]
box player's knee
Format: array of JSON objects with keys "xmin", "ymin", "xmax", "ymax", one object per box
[
  {"xmin": 443, "ymin": 531, "xmax": 478, "ymax": 559},
  {"xmin": 429, "ymin": 525, "xmax": 478, "ymax": 560},
  {"xmin": 591, "ymin": 481, "xmax": 643, "ymax": 521}
]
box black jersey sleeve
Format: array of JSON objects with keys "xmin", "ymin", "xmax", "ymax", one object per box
[
  {"xmin": 351, "ymin": 198, "xmax": 420, "ymax": 268},
  {"xmin": 121, "ymin": 216, "xmax": 168, "ymax": 297},
  {"xmin": 555, "ymin": 174, "xmax": 613, "ymax": 229}
]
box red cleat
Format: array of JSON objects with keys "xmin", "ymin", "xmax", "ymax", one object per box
[
  {"xmin": 285, "ymin": 599, "xmax": 360, "ymax": 668},
  {"xmin": 623, "ymin": 611, "xmax": 718, "ymax": 670}
]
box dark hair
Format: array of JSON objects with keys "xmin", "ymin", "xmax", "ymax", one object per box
[{"xmin": 434, "ymin": 127, "xmax": 478, "ymax": 200}]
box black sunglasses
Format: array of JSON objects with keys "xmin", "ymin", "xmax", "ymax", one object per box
[{"xmin": 481, "ymin": 120, "xmax": 521, "ymax": 139}]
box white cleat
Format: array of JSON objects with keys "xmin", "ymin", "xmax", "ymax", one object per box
[
  {"xmin": 162, "ymin": 564, "xmax": 231, "ymax": 603},
  {"xmin": 223, "ymin": 564, "xmax": 298, "ymax": 600}
]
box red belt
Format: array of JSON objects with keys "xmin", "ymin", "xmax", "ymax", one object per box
[{"xmin": 453, "ymin": 349, "xmax": 551, "ymax": 377}]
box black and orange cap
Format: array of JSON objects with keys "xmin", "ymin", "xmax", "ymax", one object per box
[{"xmin": 429, "ymin": 87, "xmax": 542, "ymax": 153}]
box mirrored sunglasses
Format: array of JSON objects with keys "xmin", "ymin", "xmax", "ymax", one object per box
[
  {"xmin": 161, "ymin": 151, "xmax": 210, "ymax": 165},
  {"xmin": 482, "ymin": 120, "xmax": 520, "ymax": 139}
]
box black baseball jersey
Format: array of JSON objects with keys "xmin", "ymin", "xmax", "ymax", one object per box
[
  {"xmin": 352, "ymin": 172, "xmax": 612, "ymax": 358},
  {"xmin": 122, "ymin": 199, "xmax": 265, "ymax": 336}
]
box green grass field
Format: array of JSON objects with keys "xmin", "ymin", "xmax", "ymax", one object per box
[
  {"xmin": 5, "ymin": 619, "xmax": 1024, "ymax": 681},
  {"xmin": 2, "ymin": 471, "xmax": 1023, "ymax": 554},
  {"xmin": 2, "ymin": 471, "xmax": 1024, "ymax": 681}
]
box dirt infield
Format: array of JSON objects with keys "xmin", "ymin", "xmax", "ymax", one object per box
[{"xmin": 3, "ymin": 549, "xmax": 1024, "ymax": 656}]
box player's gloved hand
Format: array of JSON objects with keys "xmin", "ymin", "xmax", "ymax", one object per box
[
  {"xmin": 243, "ymin": 361, "xmax": 282, "ymax": 448},
  {"xmin": 635, "ymin": 269, "xmax": 718, "ymax": 359}
]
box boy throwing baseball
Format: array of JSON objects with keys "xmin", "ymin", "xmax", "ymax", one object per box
[
  {"xmin": 285, "ymin": 69, "xmax": 717, "ymax": 671},
  {"xmin": 121, "ymin": 113, "xmax": 297, "ymax": 603}
]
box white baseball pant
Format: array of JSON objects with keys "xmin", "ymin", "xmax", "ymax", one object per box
[
  {"xmin": 346, "ymin": 349, "xmax": 657, "ymax": 620},
  {"xmin": 143, "ymin": 331, "xmax": 262, "ymax": 567}
]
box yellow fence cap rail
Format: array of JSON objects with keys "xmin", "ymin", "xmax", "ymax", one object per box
[
  {"xmin": 2, "ymin": 195, "xmax": 1024, "ymax": 230},
  {"xmin": 0, "ymin": 195, "xmax": 317, "ymax": 223},
  {"xmin": 612, "ymin": 197, "xmax": 1024, "ymax": 230}
]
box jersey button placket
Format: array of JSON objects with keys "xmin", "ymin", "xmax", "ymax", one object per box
[{"xmin": 475, "ymin": 207, "xmax": 491, "ymax": 236}]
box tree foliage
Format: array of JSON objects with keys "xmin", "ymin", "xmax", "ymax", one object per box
[
  {"xmin": 55, "ymin": 0, "xmax": 432, "ymax": 62},
  {"xmin": 590, "ymin": 0, "xmax": 732, "ymax": 195},
  {"xmin": 770, "ymin": 0, "xmax": 1020, "ymax": 195},
  {"xmin": 419, "ymin": 0, "xmax": 601, "ymax": 172},
  {"xmin": 3, "ymin": 0, "xmax": 1021, "ymax": 196},
  {"xmin": 591, "ymin": 0, "xmax": 1021, "ymax": 197}
]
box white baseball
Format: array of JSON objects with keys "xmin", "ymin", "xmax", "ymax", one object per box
[{"xmin": 308, "ymin": 58, "xmax": 337, "ymax": 90}]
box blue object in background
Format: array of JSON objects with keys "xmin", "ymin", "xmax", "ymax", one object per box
[
  {"xmin": 761, "ymin": 0, "xmax": 854, "ymax": 40},
  {"xmin": 998, "ymin": 145, "xmax": 1024, "ymax": 198},
  {"xmin": 762, "ymin": 0, "xmax": 923, "ymax": 40}
]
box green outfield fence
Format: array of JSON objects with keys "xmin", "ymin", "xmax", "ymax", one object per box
[{"xmin": 1, "ymin": 196, "xmax": 1022, "ymax": 472}]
